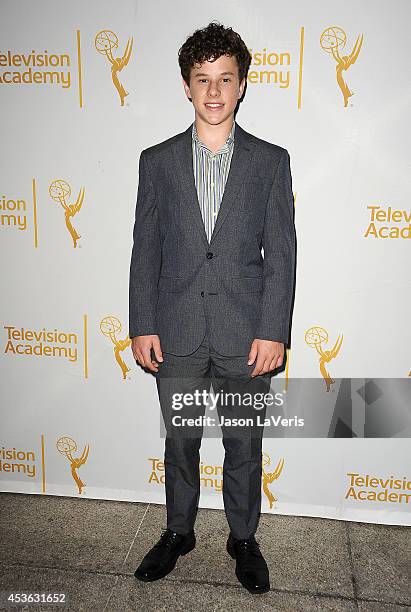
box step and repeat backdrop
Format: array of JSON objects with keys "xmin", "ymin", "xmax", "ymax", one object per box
[{"xmin": 1, "ymin": 0, "xmax": 410, "ymax": 526}]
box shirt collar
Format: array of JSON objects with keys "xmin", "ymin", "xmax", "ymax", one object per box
[{"xmin": 192, "ymin": 120, "xmax": 235, "ymax": 154}]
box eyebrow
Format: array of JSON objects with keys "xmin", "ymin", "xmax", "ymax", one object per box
[{"xmin": 193, "ymin": 71, "xmax": 235, "ymax": 77}]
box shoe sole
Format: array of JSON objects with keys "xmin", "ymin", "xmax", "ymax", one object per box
[
  {"xmin": 227, "ymin": 540, "xmax": 270, "ymax": 595},
  {"xmin": 227, "ymin": 540, "xmax": 236, "ymax": 559},
  {"xmin": 134, "ymin": 539, "xmax": 196, "ymax": 582}
]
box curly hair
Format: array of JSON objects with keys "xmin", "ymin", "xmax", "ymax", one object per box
[{"xmin": 178, "ymin": 21, "xmax": 251, "ymax": 85}]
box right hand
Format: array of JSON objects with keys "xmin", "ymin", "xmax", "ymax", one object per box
[{"xmin": 131, "ymin": 335, "xmax": 163, "ymax": 373}]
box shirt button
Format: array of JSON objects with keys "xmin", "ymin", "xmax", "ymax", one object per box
[
  {"xmin": 201, "ymin": 291, "xmax": 204, "ymax": 297},
  {"xmin": 206, "ymin": 252, "xmax": 213, "ymax": 259}
]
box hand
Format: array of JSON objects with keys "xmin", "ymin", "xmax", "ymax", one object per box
[
  {"xmin": 248, "ymin": 339, "xmax": 284, "ymax": 377},
  {"xmin": 131, "ymin": 335, "xmax": 163, "ymax": 373}
]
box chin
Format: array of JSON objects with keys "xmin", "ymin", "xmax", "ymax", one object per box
[{"xmin": 197, "ymin": 109, "xmax": 234, "ymax": 125}]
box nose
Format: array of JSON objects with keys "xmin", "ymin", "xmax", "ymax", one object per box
[{"xmin": 207, "ymin": 81, "xmax": 221, "ymax": 97}]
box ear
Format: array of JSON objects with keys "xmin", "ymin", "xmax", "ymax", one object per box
[
  {"xmin": 182, "ymin": 77, "xmax": 191, "ymax": 100},
  {"xmin": 238, "ymin": 77, "xmax": 246, "ymax": 98}
]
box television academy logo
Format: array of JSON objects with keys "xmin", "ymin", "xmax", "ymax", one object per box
[
  {"xmin": 0, "ymin": 29, "xmax": 133, "ymax": 108},
  {"xmin": 0, "ymin": 445, "xmax": 36, "ymax": 479},
  {"xmin": 0, "ymin": 48, "xmax": 71, "ymax": 88},
  {"xmin": 3, "ymin": 323, "xmax": 80, "ymax": 363},
  {"xmin": 0, "ymin": 192, "xmax": 29, "ymax": 232},
  {"xmin": 148, "ymin": 457, "xmax": 223, "ymax": 491},
  {"xmin": 148, "ymin": 452, "xmax": 284, "ymax": 507},
  {"xmin": 364, "ymin": 205, "xmax": 411, "ymax": 239},
  {"xmin": 247, "ymin": 46, "xmax": 291, "ymax": 89},
  {"xmin": 345, "ymin": 472, "xmax": 411, "ymax": 505}
]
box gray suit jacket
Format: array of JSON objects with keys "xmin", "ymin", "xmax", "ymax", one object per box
[{"xmin": 129, "ymin": 121, "xmax": 296, "ymax": 356}]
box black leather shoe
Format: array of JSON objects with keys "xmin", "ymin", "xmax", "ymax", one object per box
[
  {"xmin": 227, "ymin": 533, "xmax": 270, "ymax": 594},
  {"xmin": 134, "ymin": 528, "xmax": 195, "ymax": 582}
]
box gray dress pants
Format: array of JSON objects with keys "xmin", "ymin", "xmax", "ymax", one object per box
[{"xmin": 154, "ymin": 331, "xmax": 271, "ymax": 540}]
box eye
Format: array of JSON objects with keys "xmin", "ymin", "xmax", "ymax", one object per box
[{"xmin": 198, "ymin": 78, "xmax": 231, "ymax": 83}]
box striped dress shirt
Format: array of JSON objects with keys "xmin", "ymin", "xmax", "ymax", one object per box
[{"xmin": 191, "ymin": 120, "xmax": 235, "ymax": 243}]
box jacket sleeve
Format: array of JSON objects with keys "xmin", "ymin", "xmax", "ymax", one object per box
[
  {"xmin": 128, "ymin": 150, "xmax": 161, "ymax": 338},
  {"xmin": 255, "ymin": 149, "xmax": 296, "ymax": 345}
]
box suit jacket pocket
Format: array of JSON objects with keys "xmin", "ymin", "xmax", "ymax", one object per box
[
  {"xmin": 231, "ymin": 276, "xmax": 263, "ymax": 293},
  {"xmin": 158, "ymin": 276, "xmax": 186, "ymax": 293}
]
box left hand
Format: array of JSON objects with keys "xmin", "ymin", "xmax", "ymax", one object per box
[{"xmin": 248, "ymin": 339, "xmax": 284, "ymax": 377}]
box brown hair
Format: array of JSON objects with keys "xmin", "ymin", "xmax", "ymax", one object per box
[{"xmin": 178, "ymin": 21, "xmax": 251, "ymax": 85}]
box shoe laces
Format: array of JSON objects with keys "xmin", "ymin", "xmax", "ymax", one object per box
[
  {"xmin": 235, "ymin": 538, "xmax": 261, "ymax": 557},
  {"xmin": 155, "ymin": 528, "xmax": 181, "ymax": 552}
]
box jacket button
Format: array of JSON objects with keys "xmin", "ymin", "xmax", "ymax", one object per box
[
  {"xmin": 200, "ymin": 291, "xmax": 204, "ymax": 297},
  {"xmin": 206, "ymin": 252, "xmax": 213, "ymax": 259}
]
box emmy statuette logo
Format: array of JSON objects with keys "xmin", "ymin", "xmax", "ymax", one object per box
[
  {"xmin": 262, "ymin": 452, "xmax": 284, "ymax": 509},
  {"xmin": 56, "ymin": 436, "xmax": 90, "ymax": 495},
  {"xmin": 95, "ymin": 30, "xmax": 133, "ymax": 106},
  {"xmin": 320, "ymin": 26, "xmax": 363, "ymax": 107},
  {"xmin": 100, "ymin": 315, "xmax": 131, "ymax": 380},
  {"xmin": 305, "ymin": 326, "xmax": 343, "ymax": 392},
  {"xmin": 49, "ymin": 180, "xmax": 85, "ymax": 248}
]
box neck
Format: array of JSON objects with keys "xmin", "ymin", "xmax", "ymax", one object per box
[{"xmin": 194, "ymin": 114, "xmax": 234, "ymax": 153}]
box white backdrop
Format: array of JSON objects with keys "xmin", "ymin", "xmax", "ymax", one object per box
[{"xmin": 1, "ymin": 0, "xmax": 410, "ymax": 526}]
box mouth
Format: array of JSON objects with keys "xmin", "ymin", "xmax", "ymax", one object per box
[{"xmin": 204, "ymin": 103, "xmax": 224, "ymax": 111}]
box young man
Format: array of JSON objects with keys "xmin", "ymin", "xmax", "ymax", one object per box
[{"xmin": 129, "ymin": 22, "xmax": 296, "ymax": 595}]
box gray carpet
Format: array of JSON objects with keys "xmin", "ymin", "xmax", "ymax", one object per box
[{"xmin": 0, "ymin": 493, "xmax": 410, "ymax": 611}]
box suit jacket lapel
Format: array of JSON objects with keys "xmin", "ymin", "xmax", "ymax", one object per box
[{"xmin": 171, "ymin": 121, "xmax": 256, "ymax": 248}]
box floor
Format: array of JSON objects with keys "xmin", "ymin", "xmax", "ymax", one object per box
[{"xmin": 0, "ymin": 493, "xmax": 409, "ymax": 611}]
